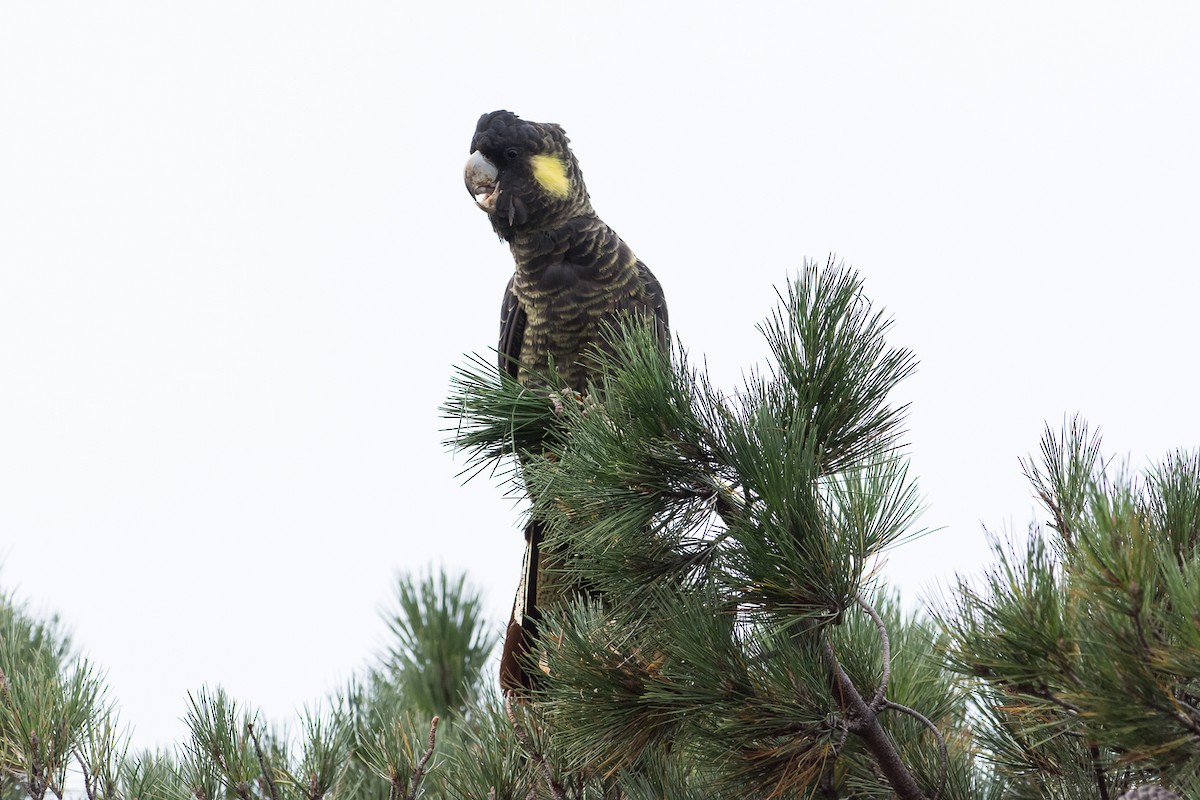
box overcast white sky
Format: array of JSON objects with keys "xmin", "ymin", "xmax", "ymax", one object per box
[{"xmin": 2, "ymin": 3, "xmax": 1198, "ymax": 751}]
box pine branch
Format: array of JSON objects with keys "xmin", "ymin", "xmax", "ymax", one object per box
[
  {"xmin": 72, "ymin": 751, "xmax": 94, "ymax": 800},
  {"xmin": 821, "ymin": 635, "xmax": 927, "ymax": 800},
  {"xmin": 245, "ymin": 721, "xmax": 278, "ymax": 800},
  {"xmin": 505, "ymin": 699, "xmax": 567, "ymax": 800},
  {"xmin": 1019, "ymin": 415, "xmax": 1102, "ymax": 545},
  {"xmin": 404, "ymin": 717, "xmax": 439, "ymax": 800},
  {"xmin": 883, "ymin": 701, "xmax": 947, "ymax": 800},
  {"xmin": 856, "ymin": 594, "xmax": 891, "ymax": 712}
]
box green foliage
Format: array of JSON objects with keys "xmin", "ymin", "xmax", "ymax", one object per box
[
  {"xmin": 120, "ymin": 750, "xmax": 192, "ymax": 800},
  {"xmin": 181, "ymin": 688, "xmax": 263, "ymax": 800},
  {"xmin": 168, "ymin": 571, "xmax": 502, "ymax": 800},
  {"xmin": 374, "ymin": 570, "xmax": 497, "ymax": 722},
  {"xmin": 438, "ymin": 687, "xmax": 535, "ymax": 800},
  {"xmin": 755, "ymin": 259, "xmax": 917, "ymax": 475},
  {"xmin": 446, "ymin": 258, "xmax": 949, "ymax": 799},
  {"xmin": 938, "ymin": 417, "xmax": 1200, "ymax": 800},
  {"xmin": 350, "ymin": 701, "xmax": 431, "ymax": 800},
  {"xmin": 0, "ymin": 591, "xmax": 71, "ymax": 670},
  {"xmin": 4, "ymin": 260, "xmax": 1197, "ymax": 800},
  {"xmin": 0, "ymin": 565, "xmax": 515, "ymax": 800},
  {"xmin": 0, "ymin": 590, "xmax": 103, "ymax": 800},
  {"xmin": 502, "ymin": 261, "xmax": 923, "ymax": 623},
  {"xmin": 829, "ymin": 593, "xmax": 1003, "ymax": 800},
  {"xmin": 290, "ymin": 706, "xmax": 355, "ymax": 800},
  {"xmin": 442, "ymin": 353, "xmax": 570, "ymax": 485},
  {"xmin": 76, "ymin": 710, "xmax": 131, "ymax": 800}
]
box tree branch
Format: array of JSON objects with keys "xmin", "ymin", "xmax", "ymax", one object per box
[
  {"xmin": 27, "ymin": 733, "xmax": 47, "ymax": 800},
  {"xmin": 822, "ymin": 636, "xmax": 927, "ymax": 800},
  {"xmin": 405, "ymin": 716, "xmax": 439, "ymax": 800},
  {"xmin": 73, "ymin": 750, "xmax": 96, "ymax": 800},
  {"xmin": 246, "ymin": 721, "xmax": 279, "ymax": 800},
  {"xmin": 855, "ymin": 594, "xmax": 891, "ymax": 711},
  {"xmin": 506, "ymin": 698, "xmax": 567, "ymax": 800},
  {"xmin": 884, "ymin": 700, "xmax": 947, "ymax": 800}
]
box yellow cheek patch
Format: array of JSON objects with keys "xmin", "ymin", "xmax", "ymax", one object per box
[{"xmin": 530, "ymin": 154, "xmax": 571, "ymax": 198}]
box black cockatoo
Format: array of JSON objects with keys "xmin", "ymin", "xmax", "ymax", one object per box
[{"xmin": 464, "ymin": 110, "xmax": 669, "ymax": 693}]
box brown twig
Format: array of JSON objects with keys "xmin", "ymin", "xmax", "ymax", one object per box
[
  {"xmin": 27, "ymin": 732, "xmax": 46, "ymax": 800},
  {"xmin": 246, "ymin": 721, "xmax": 279, "ymax": 800},
  {"xmin": 505, "ymin": 698, "xmax": 567, "ymax": 800},
  {"xmin": 855, "ymin": 593, "xmax": 891, "ymax": 711},
  {"xmin": 405, "ymin": 716, "xmax": 440, "ymax": 800},
  {"xmin": 884, "ymin": 700, "xmax": 947, "ymax": 800},
  {"xmin": 73, "ymin": 750, "xmax": 96, "ymax": 800},
  {"xmin": 821, "ymin": 635, "xmax": 927, "ymax": 800}
]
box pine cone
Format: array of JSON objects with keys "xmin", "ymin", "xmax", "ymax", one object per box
[{"xmin": 1116, "ymin": 787, "xmax": 1180, "ymax": 800}]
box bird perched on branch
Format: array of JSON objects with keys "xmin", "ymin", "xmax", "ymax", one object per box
[{"xmin": 464, "ymin": 110, "xmax": 669, "ymax": 693}]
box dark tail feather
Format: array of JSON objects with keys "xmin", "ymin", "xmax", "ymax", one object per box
[{"xmin": 500, "ymin": 518, "xmax": 544, "ymax": 695}]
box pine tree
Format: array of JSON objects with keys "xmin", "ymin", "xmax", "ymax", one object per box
[
  {"xmin": 0, "ymin": 588, "xmax": 105, "ymax": 800},
  {"xmin": 448, "ymin": 258, "xmax": 957, "ymax": 798},
  {"xmin": 3, "ymin": 259, "xmax": 1194, "ymax": 799},
  {"xmin": 0, "ymin": 571, "xmax": 518, "ymax": 800},
  {"xmin": 936, "ymin": 417, "xmax": 1200, "ymax": 800},
  {"xmin": 446, "ymin": 257, "xmax": 1192, "ymax": 799}
]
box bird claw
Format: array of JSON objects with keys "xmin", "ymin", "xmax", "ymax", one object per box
[
  {"xmin": 549, "ymin": 389, "xmax": 585, "ymax": 416},
  {"xmin": 580, "ymin": 394, "xmax": 605, "ymax": 417}
]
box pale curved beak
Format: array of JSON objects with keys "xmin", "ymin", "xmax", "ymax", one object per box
[{"xmin": 464, "ymin": 150, "xmax": 499, "ymax": 212}]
